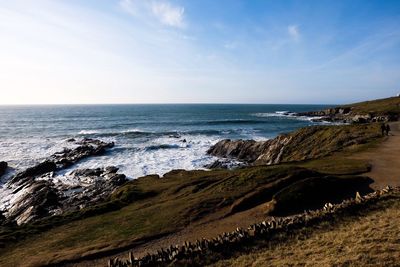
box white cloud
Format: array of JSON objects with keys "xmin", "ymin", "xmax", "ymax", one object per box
[
  {"xmin": 288, "ymin": 25, "xmax": 300, "ymax": 41},
  {"xmin": 151, "ymin": 2, "xmax": 185, "ymax": 28},
  {"xmin": 120, "ymin": 0, "xmax": 185, "ymax": 29}
]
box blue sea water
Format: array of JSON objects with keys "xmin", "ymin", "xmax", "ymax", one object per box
[{"xmin": 0, "ymin": 104, "xmax": 331, "ymax": 179}]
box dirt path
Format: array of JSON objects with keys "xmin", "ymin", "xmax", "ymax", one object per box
[
  {"xmin": 351, "ymin": 122, "xmax": 400, "ymax": 190},
  {"xmin": 71, "ymin": 122, "xmax": 400, "ymax": 266}
]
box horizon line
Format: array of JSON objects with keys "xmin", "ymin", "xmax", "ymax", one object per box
[{"xmin": 0, "ymin": 102, "xmax": 338, "ymax": 106}]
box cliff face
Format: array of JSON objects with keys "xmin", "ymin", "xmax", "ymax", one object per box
[
  {"xmin": 207, "ymin": 135, "xmax": 292, "ymax": 165},
  {"xmin": 208, "ymin": 124, "xmax": 382, "ymax": 165}
]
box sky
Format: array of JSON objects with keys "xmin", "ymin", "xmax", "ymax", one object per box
[{"xmin": 0, "ymin": 0, "xmax": 400, "ymax": 104}]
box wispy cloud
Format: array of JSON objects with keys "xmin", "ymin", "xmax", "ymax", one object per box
[
  {"xmin": 151, "ymin": 2, "xmax": 185, "ymax": 28},
  {"xmin": 120, "ymin": 0, "xmax": 185, "ymax": 29},
  {"xmin": 288, "ymin": 24, "xmax": 300, "ymax": 41},
  {"xmin": 310, "ymin": 30, "xmax": 400, "ymax": 71}
]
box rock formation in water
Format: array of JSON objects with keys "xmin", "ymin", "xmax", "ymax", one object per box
[{"xmin": 2, "ymin": 138, "xmax": 127, "ymax": 225}]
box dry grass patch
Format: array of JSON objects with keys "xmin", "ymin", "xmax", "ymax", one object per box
[{"xmin": 212, "ymin": 198, "xmax": 400, "ymax": 267}]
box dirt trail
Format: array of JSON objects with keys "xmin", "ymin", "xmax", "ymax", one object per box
[
  {"xmin": 72, "ymin": 122, "xmax": 400, "ymax": 266},
  {"xmin": 351, "ymin": 122, "xmax": 400, "ymax": 190}
]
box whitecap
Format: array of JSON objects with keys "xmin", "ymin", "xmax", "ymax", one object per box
[
  {"xmin": 78, "ymin": 130, "xmax": 101, "ymax": 135},
  {"xmin": 121, "ymin": 128, "xmax": 147, "ymax": 133}
]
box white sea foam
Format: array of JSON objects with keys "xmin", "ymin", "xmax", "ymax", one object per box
[
  {"xmin": 121, "ymin": 128, "xmax": 147, "ymax": 133},
  {"xmin": 78, "ymin": 130, "xmax": 101, "ymax": 135},
  {"xmin": 252, "ymin": 111, "xmax": 297, "ymax": 118},
  {"xmin": 56, "ymin": 134, "xmax": 219, "ymax": 180},
  {"xmin": 252, "ymin": 111, "xmax": 329, "ymax": 123}
]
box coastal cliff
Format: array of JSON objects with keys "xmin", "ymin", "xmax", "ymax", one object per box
[{"xmin": 208, "ymin": 124, "xmax": 382, "ymax": 165}]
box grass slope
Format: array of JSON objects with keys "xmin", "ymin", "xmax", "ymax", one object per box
[
  {"xmin": 344, "ymin": 96, "xmax": 400, "ymax": 117},
  {"xmin": 276, "ymin": 123, "xmax": 382, "ymax": 163}
]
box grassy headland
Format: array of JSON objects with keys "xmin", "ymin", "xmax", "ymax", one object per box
[
  {"xmin": 343, "ymin": 96, "xmax": 400, "ymax": 116},
  {"xmin": 0, "ymin": 97, "xmax": 399, "ymax": 266}
]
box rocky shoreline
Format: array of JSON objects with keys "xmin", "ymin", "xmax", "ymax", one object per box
[
  {"xmin": 296, "ymin": 107, "xmax": 395, "ymax": 123},
  {"xmin": 1, "ymin": 138, "xmax": 127, "ymax": 225}
]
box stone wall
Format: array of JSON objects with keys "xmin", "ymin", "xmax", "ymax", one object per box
[{"xmin": 108, "ymin": 185, "xmax": 397, "ymax": 267}]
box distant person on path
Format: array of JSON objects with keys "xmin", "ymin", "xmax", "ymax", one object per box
[
  {"xmin": 381, "ymin": 123, "xmax": 386, "ymax": 136},
  {"xmin": 386, "ymin": 124, "xmax": 391, "ymax": 136}
]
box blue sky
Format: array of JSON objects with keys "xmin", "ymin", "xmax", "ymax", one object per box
[{"xmin": 0, "ymin": 0, "xmax": 399, "ymax": 104}]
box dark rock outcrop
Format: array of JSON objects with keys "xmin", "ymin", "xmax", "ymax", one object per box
[
  {"xmin": 0, "ymin": 161, "xmax": 7, "ymax": 177},
  {"xmin": 207, "ymin": 135, "xmax": 292, "ymax": 165},
  {"xmin": 6, "ymin": 166, "xmax": 127, "ymax": 224},
  {"xmin": 59, "ymin": 167, "xmax": 128, "ymax": 213},
  {"xmin": 10, "ymin": 161, "xmax": 56, "ymax": 185},
  {"xmin": 3, "ymin": 138, "xmax": 122, "ymax": 225},
  {"xmin": 7, "ymin": 180, "xmax": 60, "ymax": 225},
  {"xmin": 50, "ymin": 138, "xmax": 114, "ymax": 168},
  {"xmin": 9, "ymin": 138, "xmax": 114, "ymax": 185}
]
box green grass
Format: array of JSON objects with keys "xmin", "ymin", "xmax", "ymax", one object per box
[
  {"xmin": 274, "ymin": 123, "xmax": 382, "ymax": 164},
  {"xmin": 343, "ymin": 96, "xmax": 400, "ymax": 117}
]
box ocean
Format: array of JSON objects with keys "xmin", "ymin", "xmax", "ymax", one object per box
[{"xmin": 0, "ymin": 104, "xmax": 331, "ymax": 180}]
